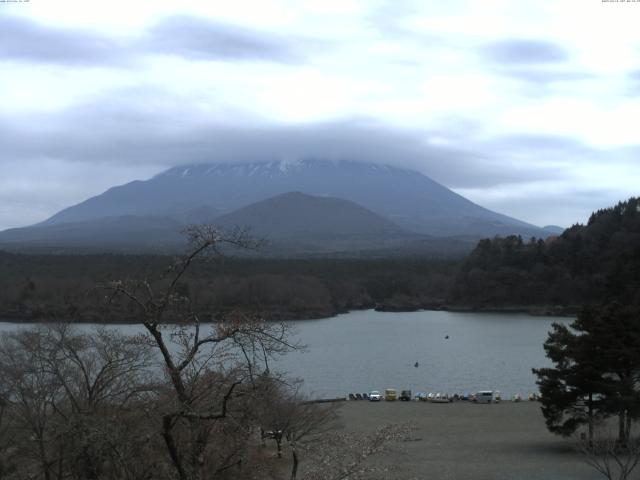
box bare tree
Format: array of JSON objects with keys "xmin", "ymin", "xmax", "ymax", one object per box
[
  {"xmin": 284, "ymin": 399, "xmax": 339, "ymax": 480},
  {"xmin": 256, "ymin": 380, "xmax": 339, "ymax": 479},
  {"xmin": 44, "ymin": 324, "xmax": 157, "ymax": 480},
  {"xmin": 103, "ymin": 225, "xmax": 297, "ymax": 480},
  {"xmin": 0, "ymin": 362, "xmax": 16, "ymax": 478},
  {"xmin": 255, "ymin": 379, "xmax": 414, "ymax": 480},
  {"xmin": 0, "ymin": 328, "xmax": 65, "ymax": 480},
  {"xmin": 0, "ymin": 325, "xmax": 157, "ymax": 480}
]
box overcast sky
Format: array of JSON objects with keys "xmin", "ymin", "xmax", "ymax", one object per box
[{"xmin": 1, "ymin": 0, "xmax": 639, "ymax": 230}]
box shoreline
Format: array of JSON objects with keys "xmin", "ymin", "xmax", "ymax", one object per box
[
  {"xmin": 0, "ymin": 303, "xmax": 577, "ymax": 324},
  {"xmin": 374, "ymin": 302, "xmax": 578, "ymax": 317}
]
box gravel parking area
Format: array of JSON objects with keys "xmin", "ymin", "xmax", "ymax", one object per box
[{"xmin": 337, "ymin": 400, "xmax": 602, "ymax": 480}]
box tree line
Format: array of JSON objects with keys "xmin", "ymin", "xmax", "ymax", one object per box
[
  {"xmin": 0, "ymin": 252, "xmax": 457, "ymax": 323},
  {"xmin": 452, "ymin": 197, "xmax": 640, "ymax": 310}
]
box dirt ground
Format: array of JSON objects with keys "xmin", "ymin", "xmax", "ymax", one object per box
[{"xmin": 336, "ymin": 400, "xmax": 602, "ymax": 480}]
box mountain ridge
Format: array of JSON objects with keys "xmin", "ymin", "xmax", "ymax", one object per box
[{"xmin": 37, "ymin": 159, "xmax": 546, "ymax": 238}]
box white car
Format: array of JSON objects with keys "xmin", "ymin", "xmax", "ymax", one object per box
[
  {"xmin": 369, "ymin": 390, "xmax": 382, "ymax": 401},
  {"xmin": 474, "ymin": 391, "xmax": 494, "ymax": 404}
]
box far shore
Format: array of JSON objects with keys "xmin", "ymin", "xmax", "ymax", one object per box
[{"xmin": 0, "ymin": 303, "xmax": 577, "ymax": 324}]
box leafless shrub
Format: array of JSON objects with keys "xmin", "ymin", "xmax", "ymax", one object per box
[{"xmin": 579, "ymin": 428, "xmax": 640, "ymax": 480}]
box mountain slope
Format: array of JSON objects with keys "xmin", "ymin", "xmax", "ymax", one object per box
[
  {"xmin": 0, "ymin": 191, "xmax": 479, "ymax": 256},
  {"xmin": 0, "ymin": 215, "xmax": 185, "ymax": 251},
  {"xmin": 214, "ymin": 192, "xmax": 404, "ymax": 238},
  {"xmin": 38, "ymin": 159, "xmax": 545, "ymax": 238}
]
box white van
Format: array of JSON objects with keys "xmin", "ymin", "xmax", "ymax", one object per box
[{"xmin": 474, "ymin": 391, "xmax": 494, "ymax": 404}]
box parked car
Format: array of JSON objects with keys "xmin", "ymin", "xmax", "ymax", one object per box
[
  {"xmin": 430, "ymin": 393, "xmax": 451, "ymax": 403},
  {"xmin": 399, "ymin": 390, "xmax": 412, "ymax": 401},
  {"xmin": 473, "ymin": 391, "xmax": 494, "ymax": 404},
  {"xmin": 384, "ymin": 388, "xmax": 397, "ymax": 401},
  {"xmin": 369, "ymin": 390, "xmax": 382, "ymax": 401}
]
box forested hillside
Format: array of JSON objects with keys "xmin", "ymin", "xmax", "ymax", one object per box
[
  {"xmin": 2, "ymin": 197, "xmax": 638, "ymax": 322},
  {"xmin": 451, "ymin": 197, "xmax": 640, "ymax": 310}
]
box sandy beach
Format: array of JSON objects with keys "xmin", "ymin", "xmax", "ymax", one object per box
[{"xmin": 337, "ymin": 400, "xmax": 602, "ymax": 480}]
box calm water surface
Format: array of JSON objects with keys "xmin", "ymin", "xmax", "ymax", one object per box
[
  {"xmin": 0, "ymin": 310, "xmax": 570, "ymax": 398},
  {"xmin": 279, "ymin": 310, "xmax": 571, "ymax": 398}
]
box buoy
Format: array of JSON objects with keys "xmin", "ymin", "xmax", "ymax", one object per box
[
  {"xmin": 445, "ymin": 335, "xmax": 449, "ymax": 339},
  {"xmin": 414, "ymin": 362, "xmax": 419, "ymax": 368}
]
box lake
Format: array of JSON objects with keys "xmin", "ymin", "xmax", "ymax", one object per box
[{"xmin": 0, "ymin": 310, "xmax": 570, "ymax": 398}]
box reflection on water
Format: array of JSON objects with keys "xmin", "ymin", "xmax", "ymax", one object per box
[{"xmin": 1, "ymin": 310, "xmax": 570, "ymax": 398}]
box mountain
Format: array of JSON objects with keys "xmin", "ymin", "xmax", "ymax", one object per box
[
  {"xmin": 167, "ymin": 205, "xmax": 221, "ymax": 224},
  {"xmin": 210, "ymin": 191, "xmax": 434, "ymax": 255},
  {"xmin": 0, "ymin": 215, "xmax": 185, "ymax": 251},
  {"xmin": 0, "ymin": 159, "xmax": 553, "ymax": 255},
  {"xmin": 0, "ymin": 204, "xmax": 223, "ymax": 252},
  {"xmin": 37, "ymin": 159, "xmax": 546, "ymax": 238},
  {"xmin": 214, "ymin": 192, "xmax": 404, "ymax": 238},
  {"xmin": 0, "ymin": 192, "xmax": 477, "ymax": 256}
]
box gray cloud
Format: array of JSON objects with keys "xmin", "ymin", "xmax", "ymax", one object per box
[
  {"xmin": 0, "ymin": 91, "xmax": 632, "ymax": 231},
  {"xmin": 627, "ymin": 70, "xmax": 640, "ymax": 95},
  {"xmin": 483, "ymin": 38, "xmax": 569, "ymax": 65},
  {"xmin": 480, "ymin": 38, "xmax": 593, "ymax": 88},
  {"xmin": 484, "ymin": 134, "xmax": 592, "ymax": 155},
  {"xmin": 0, "ymin": 15, "xmax": 124, "ymax": 65},
  {"xmin": 143, "ymin": 15, "xmax": 304, "ymax": 62},
  {"xmin": 0, "ymin": 88, "xmax": 585, "ymax": 192},
  {"xmin": 0, "ymin": 14, "xmax": 311, "ymax": 67},
  {"xmin": 499, "ymin": 68, "xmax": 593, "ymax": 86}
]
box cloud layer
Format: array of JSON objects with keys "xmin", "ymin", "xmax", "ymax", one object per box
[
  {"xmin": 144, "ymin": 15, "xmax": 303, "ymax": 62},
  {"xmin": 482, "ymin": 39, "xmax": 569, "ymax": 65},
  {"xmin": 1, "ymin": 1, "xmax": 639, "ymax": 231},
  {"xmin": 0, "ymin": 16, "xmax": 122, "ymax": 65}
]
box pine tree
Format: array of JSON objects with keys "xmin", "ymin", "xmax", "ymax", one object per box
[{"xmin": 533, "ymin": 303, "xmax": 640, "ymax": 444}]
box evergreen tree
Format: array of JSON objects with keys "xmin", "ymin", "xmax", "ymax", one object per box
[
  {"xmin": 453, "ymin": 196, "xmax": 640, "ymax": 308},
  {"xmin": 534, "ymin": 319, "xmax": 604, "ymax": 443},
  {"xmin": 584, "ymin": 304, "xmax": 640, "ymax": 444},
  {"xmin": 534, "ymin": 303, "xmax": 640, "ymax": 444}
]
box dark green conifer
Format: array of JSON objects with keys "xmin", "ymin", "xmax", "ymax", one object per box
[{"xmin": 534, "ymin": 303, "xmax": 640, "ymax": 444}]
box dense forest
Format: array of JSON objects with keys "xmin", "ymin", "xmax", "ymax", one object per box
[
  {"xmin": 1, "ymin": 197, "xmax": 639, "ymax": 322},
  {"xmin": 0, "ymin": 253, "xmax": 457, "ymax": 322},
  {"xmin": 452, "ymin": 197, "xmax": 640, "ymax": 311}
]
